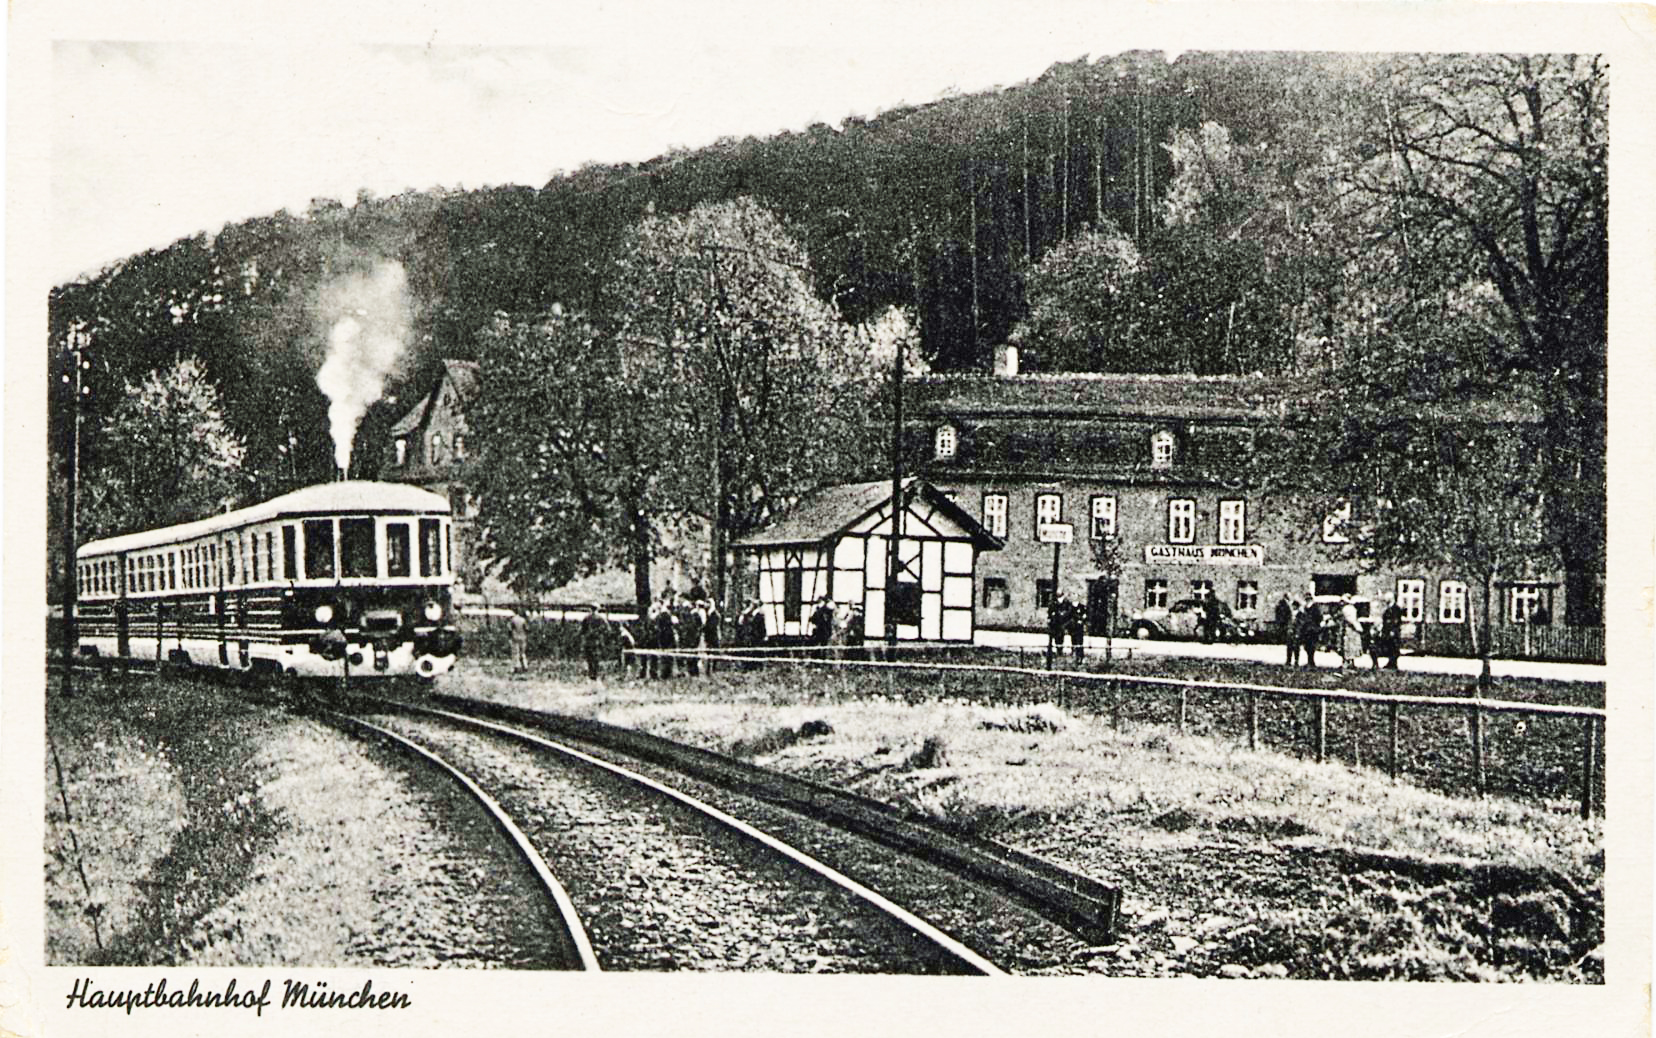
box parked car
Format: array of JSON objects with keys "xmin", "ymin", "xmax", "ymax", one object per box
[{"xmin": 1128, "ymin": 598, "xmax": 1249, "ymax": 641}]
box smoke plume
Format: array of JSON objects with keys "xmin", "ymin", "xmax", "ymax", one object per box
[{"xmin": 315, "ymin": 261, "xmax": 411, "ymax": 475}]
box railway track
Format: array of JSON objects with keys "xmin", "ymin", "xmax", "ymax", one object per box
[{"xmin": 327, "ymin": 695, "xmax": 1007, "ymax": 974}]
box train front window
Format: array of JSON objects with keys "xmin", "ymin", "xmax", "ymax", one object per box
[
  {"xmin": 303, "ymin": 520, "xmax": 336, "ymax": 579},
  {"xmin": 386, "ymin": 523, "xmax": 411, "ymax": 578},
  {"xmin": 341, "ymin": 518, "xmax": 377, "ymax": 578},
  {"xmin": 419, "ymin": 518, "xmax": 440, "ymax": 578},
  {"xmin": 282, "ymin": 526, "xmax": 296, "ymax": 581}
]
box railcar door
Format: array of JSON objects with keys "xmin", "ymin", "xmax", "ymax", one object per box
[{"xmin": 115, "ymin": 552, "xmax": 130, "ymax": 658}]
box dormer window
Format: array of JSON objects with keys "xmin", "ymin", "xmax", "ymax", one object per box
[
  {"xmin": 934, "ymin": 424, "xmax": 958, "ymax": 460},
  {"xmin": 431, "ymin": 431, "xmax": 445, "ymax": 465},
  {"xmin": 1150, "ymin": 429, "xmax": 1177, "ymax": 469},
  {"xmin": 453, "ymin": 433, "xmax": 466, "ymax": 460},
  {"xmin": 394, "ymin": 438, "xmax": 408, "ymax": 466}
]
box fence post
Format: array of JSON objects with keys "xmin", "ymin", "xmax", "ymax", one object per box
[
  {"xmin": 1581, "ymin": 715, "xmax": 1598, "ymax": 819},
  {"xmin": 1470, "ymin": 705, "xmax": 1485, "ymax": 796},
  {"xmin": 1315, "ymin": 697, "xmax": 1327, "ymax": 763},
  {"xmin": 1247, "ymin": 691, "xmax": 1258, "ymax": 751},
  {"xmin": 1177, "ymin": 686, "xmax": 1188, "ymax": 735},
  {"xmin": 1111, "ymin": 680, "xmax": 1122, "ymax": 730},
  {"xmin": 1388, "ymin": 700, "xmax": 1400, "ymax": 781}
]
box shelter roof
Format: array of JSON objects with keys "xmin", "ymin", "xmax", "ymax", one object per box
[{"xmin": 733, "ymin": 477, "xmax": 1002, "ymax": 551}]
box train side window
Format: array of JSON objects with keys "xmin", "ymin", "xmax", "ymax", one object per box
[
  {"xmin": 443, "ymin": 521, "xmax": 451, "ymax": 575},
  {"xmin": 341, "ymin": 518, "xmax": 376, "ymax": 578},
  {"xmin": 282, "ymin": 526, "xmax": 296, "ymax": 581},
  {"xmin": 303, "ymin": 520, "xmax": 336, "ymax": 579},
  {"xmin": 264, "ymin": 532, "xmax": 275, "ymax": 582},
  {"xmin": 386, "ymin": 523, "xmax": 411, "ymax": 578},
  {"xmin": 418, "ymin": 518, "xmax": 440, "ymax": 578}
]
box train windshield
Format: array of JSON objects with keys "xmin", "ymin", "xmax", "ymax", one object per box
[
  {"xmin": 419, "ymin": 518, "xmax": 441, "ymax": 578},
  {"xmin": 386, "ymin": 522, "xmax": 411, "ymax": 578},
  {"xmin": 303, "ymin": 520, "xmax": 335, "ymax": 579},
  {"xmin": 340, "ymin": 518, "xmax": 376, "ymax": 578}
]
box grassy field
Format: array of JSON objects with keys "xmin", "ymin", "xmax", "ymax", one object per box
[{"xmin": 453, "ymin": 652, "xmax": 1604, "ymax": 980}]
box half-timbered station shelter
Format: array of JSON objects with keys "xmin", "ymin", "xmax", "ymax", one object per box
[
  {"xmin": 733, "ymin": 477, "xmax": 1003, "ymax": 642},
  {"xmin": 903, "ymin": 363, "xmax": 1599, "ymax": 660}
]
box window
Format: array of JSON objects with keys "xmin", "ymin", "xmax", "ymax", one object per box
[
  {"xmin": 1034, "ymin": 578, "xmax": 1056, "ymax": 609},
  {"xmin": 1167, "ymin": 498, "xmax": 1196, "ymax": 544},
  {"xmin": 340, "ymin": 518, "xmax": 377, "ymax": 578},
  {"xmin": 982, "ymin": 577, "xmax": 1010, "ymax": 610},
  {"xmin": 982, "ymin": 494, "xmax": 1008, "ymax": 538},
  {"xmin": 1144, "ymin": 579, "xmax": 1169, "ymax": 609},
  {"xmin": 1235, "ymin": 580, "xmax": 1259, "ymax": 612},
  {"xmin": 934, "ymin": 425, "xmax": 957, "ymax": 460},
  {"xmin": 386, "ymin": 523, "xmax": 411, "ymax": 578},
  {"xmin": 167, "ymin": 552, "xmax": 177, "ymax": 590},
  {"xmin": 888, "ymin": 581, "xmax": 923, "ymax": 626},
  {"xmin": 453, "ymin": 433, "xmax": 467, "ymax": 460},
  {"xmin": 1322, "ymin": 499, "xmax": 1352, "ymax": 543},
  {"xmin": 430, "ymin": 431, "xmax": 445, "ymax": 465},
  {"xmin": 1190, "ymin": 579, "xmax": 1214, "ymax": 599},
  {"xmin": 282, "ymin": 526, "xmax": 297, "ymax": 581},
  {"xmin": 419, "ymin": 518, "xmax": 441, "ymax": 578},
  {"xmin": 1510, "ymin": 584, "xmax": 1552, "ymax": 625},
  {"xmin": 1034, "ymin": 492, "xmax": 1062, "ymax": 538},
  {"xmin": 394, "ymin": 438, "xmax": 408, "ymax": 466},
  {"xmin": 304, "ymin": 520, "xmax": 336, "ymax": 579},
  {"xmin": 1150, "ymin": 429, "xmax": 1176, "ymax": 469},
  {"xmin": 1396, "ymin": 578, "xmax": 1425, "ymax": 623},
  {"xmin": 1218, "ymin": 499, "xmax": 1246, "ymax": 545},
  {"xmin": 1439, "ymin": 580, "xmax": 1467, "ymax": 624},
  {"xmin": 1090, "ymin": 495, "xmax": 1117, "ymax": 539}
]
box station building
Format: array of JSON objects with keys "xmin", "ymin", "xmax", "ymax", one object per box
[{"xmin": 902, "ymin": 365, "xmax": 1597, "ymax": 658}]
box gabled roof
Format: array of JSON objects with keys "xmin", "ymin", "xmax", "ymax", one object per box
[
  {"xmin": 733, "ymin": 477, "xmax": 1003, "ymax": 551},
  {"xmin": 390, "ymin": 359, "xmax": 481, "ymax": 437},
  {"xmin": 909, "ymin": 373, "xmax": 1295, "ymax": 421}
]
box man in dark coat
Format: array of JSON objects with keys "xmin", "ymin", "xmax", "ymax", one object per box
[
  {"xmin": 701, "ymin": 600, "xmax": 721, "ymax": 674},
  {"xmin": 1200, "ymin": 590, "xmax": 1221, "ymax": 644},
  {"xmin": 1285, "ymin": 598, "xmax": 1303, "ymax": 667},
  {"xmin": 1047, "ymin": 593, "xmax": 1070, "ymax": 657},
  {"xmin": 678, "ymin": 600, "xmax": 704, "ymax": 677},
  {"xmin": 579, "ymin": 603, "xmax": 612, "ymax": 680},
  {"xmin": 634, "ymin": 608, "xmax": 657, "ymax": 679},
  {"xmin": 809, "ymin": 598, "xmax": 836, "ymax": 646},
  {"xmin": 652, "ymin": 595, "xmax": 678, "ymax": 678},
  {"xmin": 1273, "ymin": 595, "xmax": 1294, "ymax": 661},
  {"xmin": 1377, "ymin": 594, "xmax": 1405, "ymax": 670},
  {"xmin": 1297, "ymin": 599, "xmax": 1323, "ymax": 668}
]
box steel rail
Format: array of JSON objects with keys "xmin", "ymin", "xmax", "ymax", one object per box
[
  {"xmin": 373, "ymin": 697, "xmax": 1007, "ymax": 977},
  {"xmin": 323, "ymin": 709, "xmax": 602, "ymax": 972}
]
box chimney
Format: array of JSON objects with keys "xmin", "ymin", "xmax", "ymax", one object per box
[{"xmin": 995, "ymin": 345, "xmax": 1020, "ymax": 377}]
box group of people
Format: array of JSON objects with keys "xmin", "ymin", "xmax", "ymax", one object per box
[
  {"xmin": 1272, "ymin": 592, "xmax": 1406, "ymax": 670},
  {"xmin": 627, "ymin": 586, "xmax": 723, "ymax": 679},
  {"xmin": 1046, "ymin": 592, "xmax": 1087, "ymax": 658}
]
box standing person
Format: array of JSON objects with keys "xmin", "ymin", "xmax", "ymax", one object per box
[
  {"xmin": 579, "ymin": 603, "xmax": 612, "ymax": 680},
  {"xmin": 1047, "ymin": 593, "xmax": 1068, "ymax": 657},
  {"xmin": 702, "ymin": 599, "xmax": 722, "ymax": 675},
  {"xmin": 653, "ymin": 594, "xmax": 678, "ymax": 678},
  {"xmin": 616, "ymin": 620, "xmax": 637, "ymax": 676},
  {"xmin": 809, "ymin": 597, "xmax": 836, "ymax": 646},
  {"xmin": 1285, "ymin": 598, "xmax": 1303, "ymax": 666},
  {"xmin": 635, "ymin": 606, "xmax": 658, "ymax": 679},
  {"xmin": 1273, "ymin": 595, "xmax": 1294, "ymax": 660},
  {"xmin": 508, "ymin": 609, "xmax": 529, "ymax": 675},
  {"xmin": 844, "ymin": 602, "xmax": 866, "ymax": 660},
  {"xmin": 678, "ymin": 599, "xmax": 704, "ymax": 677},
  {"xmin": 738, "ymin": 602, "xmax": 766, "ymax": 669},
  {"xmin": 1297, "ymin": 599, "xmax": 1323, "ymax": 669},
  {"xmin": 1066, "ymin": 597, "xmax": 1086, "ymax": 660},
  {"xmin": 1337, "ymin": 594, "xmax": 1364, "ymax": 669},
  {"xmin": 1200, "ymin": 590, "xmax": 1221, "ymax": 645},
  {"xmin": 1378, "ymin": 594, "xmax": 1405, "ymax": 670}
]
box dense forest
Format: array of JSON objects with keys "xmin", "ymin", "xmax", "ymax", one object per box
[{"xmin": 47, "ymin": 50, "xmax": 1606, "ymax": 606}]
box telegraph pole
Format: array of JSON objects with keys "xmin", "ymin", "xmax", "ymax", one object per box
[
  {"xmin": 60, "ymin": 326, "xmax": 89, "ymax": 696},
  {"xmin": 885, "ymin": 312, "xmax": 905, "ymax": 646}
]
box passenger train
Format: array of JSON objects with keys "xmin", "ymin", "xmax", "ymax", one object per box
[{"xmin": 73, "ymin": 481, "xmax": 462, "ymax": 679}]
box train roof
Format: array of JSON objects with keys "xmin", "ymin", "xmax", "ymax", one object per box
[{"xmin": 78, "ymin": 481, "xmax": 452, "ymax": 558}]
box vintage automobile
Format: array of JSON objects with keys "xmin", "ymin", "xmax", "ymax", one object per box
[{"xmin": 1128, "ymin": 597, "xmax": 1249, "ymax": 641}]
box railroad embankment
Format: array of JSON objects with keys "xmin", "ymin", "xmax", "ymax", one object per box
[{"xmin": 461, "ymin": 657, "xmax": 1604, "ymax": 981}]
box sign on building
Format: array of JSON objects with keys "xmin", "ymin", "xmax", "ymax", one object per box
[{"xmin": 1144, "ymin": 544, "xmax": 1264, "ymax": 565}]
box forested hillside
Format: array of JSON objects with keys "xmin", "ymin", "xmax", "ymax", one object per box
[{"xmin": 47, "ymin": 49, "xmax": 1606, "ymax": 602}]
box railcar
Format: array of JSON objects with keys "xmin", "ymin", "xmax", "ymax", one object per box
[{"xmin": 72, "ymin": 481, "xmax": 462, "ymax": 679}]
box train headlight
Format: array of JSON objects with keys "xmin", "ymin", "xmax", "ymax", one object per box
[
  {"xmin": 314, "ymin": 604, "xmax": 334, "ymax": 624},
  {"xmin": 423, "ymin": 601, "xmax": 444, "ymax": 622}
]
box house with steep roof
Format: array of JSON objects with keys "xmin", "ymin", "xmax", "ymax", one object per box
[{"xmin": 382, "ymin": 359, "xmax": 481, "ymax": 587}]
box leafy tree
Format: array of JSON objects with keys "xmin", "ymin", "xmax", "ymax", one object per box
[
  {"xmin": 82, "ymin": 357, "xmax": 246, "ymax": 538},
  {"xmin": 1010, "ymin": 225, "xmax": 1142, "ymax": 371},
  {"xmin": 606, "ymin": 198, "xmax": 884, "ymax": 603}
]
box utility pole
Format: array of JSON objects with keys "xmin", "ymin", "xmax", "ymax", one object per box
[
  {"xmin": 885, "ymin": 287, "xmax": 905, "ymax": 647},
  {"xmin": 60, "ymin": 325, "xmax": 90, "ymax": 696}
]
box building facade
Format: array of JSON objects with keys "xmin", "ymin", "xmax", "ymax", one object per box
[
  {"xmin": 906, "ymin": 371, "xmax": 1584, "ymax": 655},
  {"xmin": 381, "ymin": 359, "xmax": 482, "ymax": 588},
  {"xmin": 733, "ymin": 477, "xmax": 1002, "ymax": 642}
]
